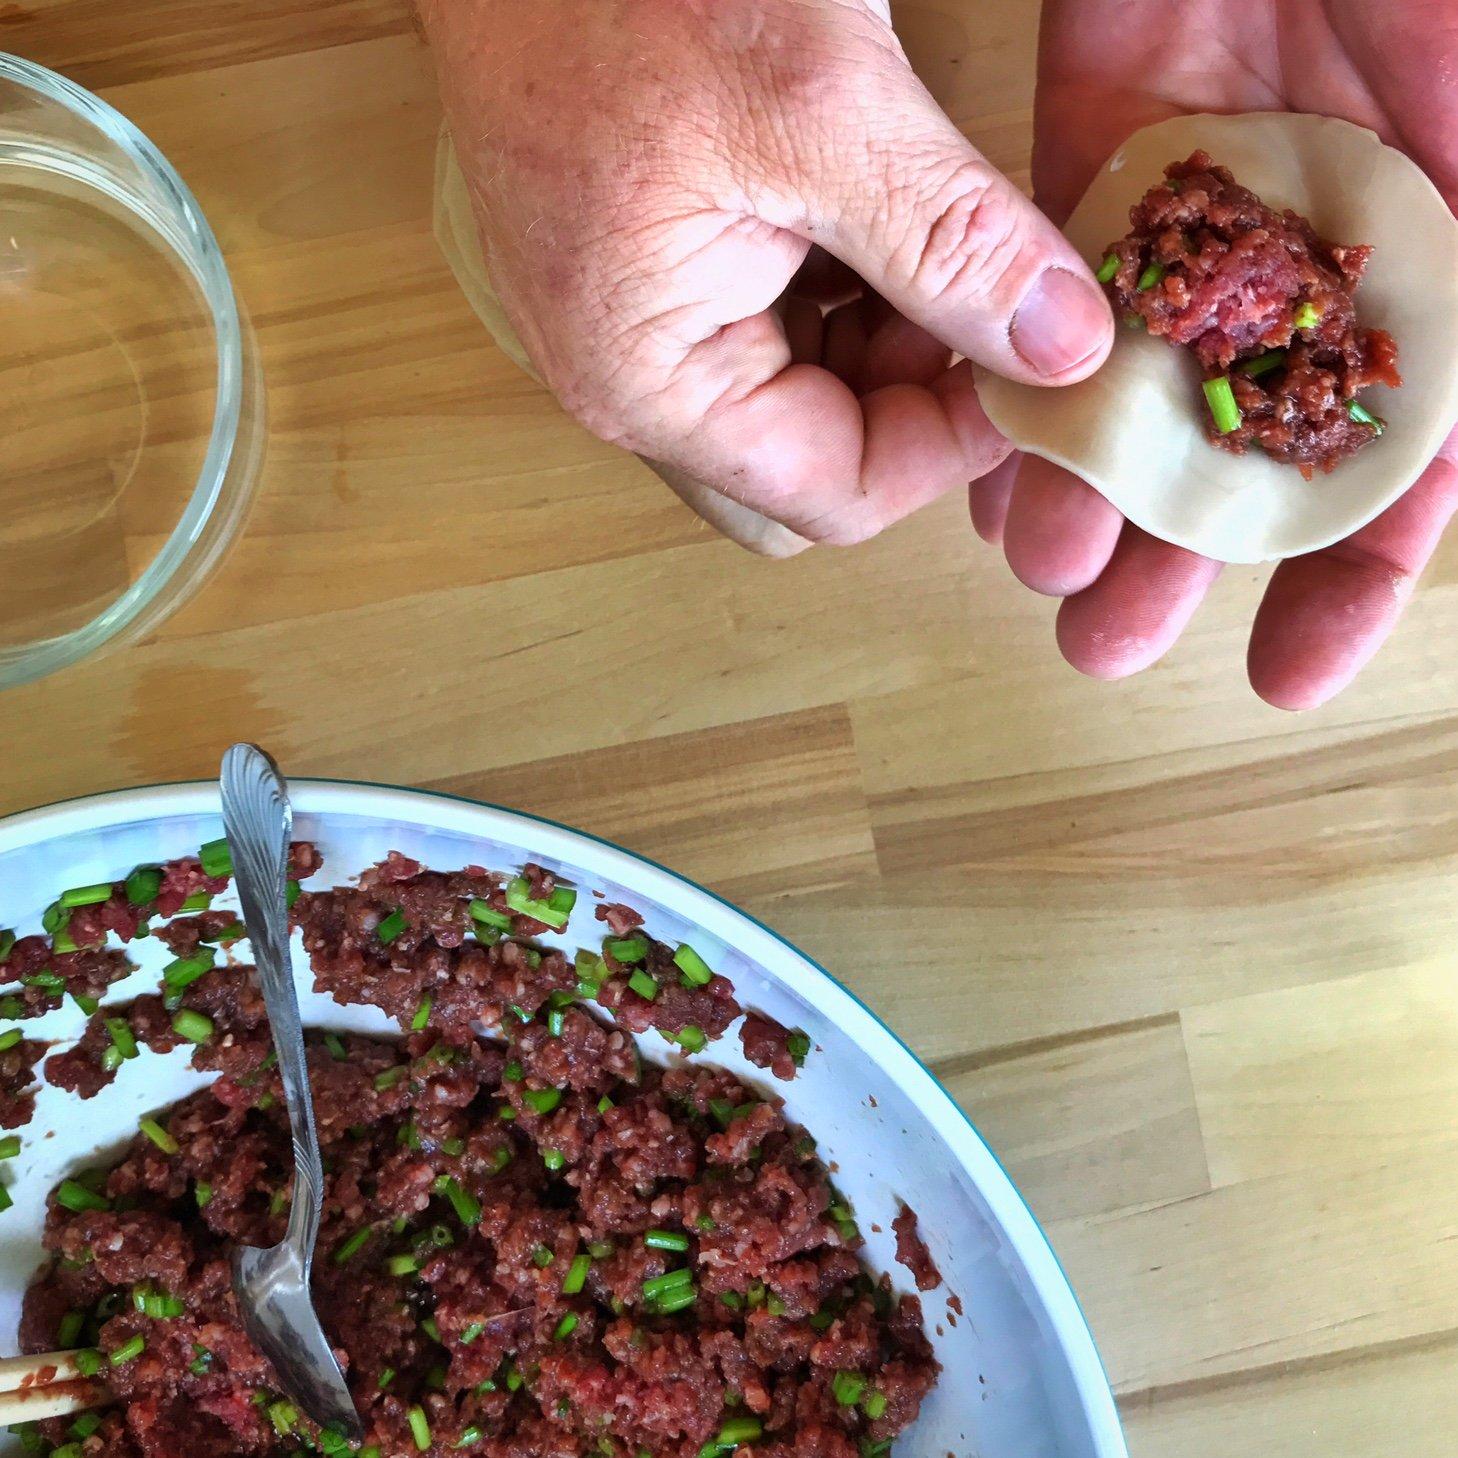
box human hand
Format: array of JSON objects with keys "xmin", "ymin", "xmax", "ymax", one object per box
[
  {"xmin": 418, "ymin": 0, "xmax": 1111, "ymax": 556},
  {"xmin": 981, "ymin": 0, "xmax": 1458, "ymax": 708}
]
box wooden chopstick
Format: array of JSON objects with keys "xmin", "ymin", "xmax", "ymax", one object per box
[{"xmin": 0, "ymin": 1350, "xmax": 105, "ymax": 1427}]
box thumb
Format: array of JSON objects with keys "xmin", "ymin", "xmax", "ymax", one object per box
[{"xmin": 790, "ymin": 67, "xmax": 1113, "ymax": 385}]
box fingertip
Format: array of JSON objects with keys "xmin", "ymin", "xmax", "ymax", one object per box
[
  {"xmin": 1003, "ymin": 456, "xmax": 1124, "ymax": 595},
  {"xmin": 1008, "ymin": 265, "xmax": 1115, "ymax": 384},
  {"xmin": 969, "ymin": 451, "xmax": 1022, "ymax": 546}
]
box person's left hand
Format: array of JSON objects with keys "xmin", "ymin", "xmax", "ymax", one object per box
[{"xmin": 978, "ymin": 0, "xmax": 1458, "ymax": 709}]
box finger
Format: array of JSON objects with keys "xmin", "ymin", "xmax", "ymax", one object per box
[
  {"xmin": 773, "ymin": 63, "xmax": 1113, "ymax": 385},
  {"xmin": 646, "ymin": 458, "xmax": 813, "ymax": 558},
  {"xmin": 1056, "ymin": 526, "xmax": 1223, "ymax": 679},
  {"xmin": 1248, "ymin": 447, "xmax": 1458, "ymax": 710},
  {"xmin": 791, "ymin": 247, "xmax": 862, "ymax": 309},
  {"xmin": 968, "ymin": 450, "xmax": 1023, "ymax": 546},
  {"xmin": 861, "ymin": 311, "xmax": 954, "ymax": 393},
  {"xmin": 1003, "ymin": 455, "xmax": 1125, "ymax": 595}
]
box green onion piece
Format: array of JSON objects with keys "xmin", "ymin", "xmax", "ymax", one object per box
[
  {"xmin": 1094, "ymin": 251, "xmax": 1119, "ymax": 283},
  {"xmin": 561, "ymin": 1253, "xmax": 591, "ymax": 1295},
  {"xmin": 70, "ymin": 1411, "xmax": 102, "ymax": 1441},
  {"xmin": 407, "ymin": 1406, "xmax": 431, "ymax": 1451},
  {"xmin": 649, "ymin": 1283, "xmax": 699, "ymax": 1316},
  {"xmin": 375, "ymin": 909, "xmax": 408, "ymax": 944},
  {"xmin": 420, "ymin": 1316, "xmax": 442, "ymax": 1342},
  {"xmin": 0, "ymin": 1135, "xmax": 19, "ymax": 1160},
  {"xmin": 606, "ymin": 935, "xmax": 648, "ymax": 965},
  {"xmin": 489, "ymin": 1146, "xmax": 513, "ymax": 1174},
  {"xmin": 832, "ymin": 1370, "xmax": 866, "ymax": 1406},
  {"xmin": 48, "ymin": 1445, "xmax": 81, "ymax": 1458},
  {"xmin": 376, "ymin": 1366, "xmax": 396, "ymax": 1389},
  {"xmin": 0, "ymin": 1185, "xmax": 13, "ymax": 1213},
  {"xmin": 747, "ymin": 1281, "xmax": 766, "ymax": 1310},
  {"xmin": 1347, "ymin": 399, "xmax": 1385, "ymax": 434},
  {"xmin": 553, "ymin": 1312, "xmax": 578, "ymax": 1341},
  {"xmin": 673, "ymin": 944, "xmax": 713, "ymax": 987},
  {"xmin": 187, "ymin": 1344, "xmax": 213, "ymax": 1376},
  {"xmin": 324, "ymin": 1032, "xmax": 348, "ymax": 1061},
  {"xmin": 1136, "ymin": 262, "xmax": 1165, "ymax": 291},
  {"xmin": 1293, "ymin": 301, "xmax": 1321, "ymax": 330},
  {"xmin": 268, "ymin": 1399, "xmax": 298, "ymax": 1435},
  {"xmin": 673, "ymin": 1025, "xmax": 706, "ymax": 1054},
  {"xmin": 41, "ymin": 902, "xmax": 69, "ymax": 935},
  {"xmin": 504, "ymin": 876, "xmax": 572, "ymax": 930},
  {"xmin": 72, "ymin": 993, "xmax": 99, "ymax": 1017},
  {"xmin": 628, "ymin": 969, "xmax": 658, "ymax": 1002},
  {"xmin": 171, "ymin": 1010, "xmax": 214, "ymax": 1045},
  {"xmin": 455, "ymin": 1426, "xmax": 484, "ymax": 1448},
  {"xmin": 766, "ymin": 1292, "xmax": 787, "ymax": 1316},
  {"xmin": 542, "ymin": 1149, "xmax": 565, "ymax": 1172},
  {"xmin": 105, "ymin": 1018, "xmax": 139, "ymax": 1061},
  {"xmin": 410, "ymin": 994, "xmax": 432, "ymax": 1031},
  {"xmin": 440, "ymin": 1136, "xmax": 465, "ymax": 1157},
  {"xmin": 460, "ymin": 1321, "xmax": 485, "ymax": 1345},
  {"xmin": 124, "ymin": 868, "xmax": 162, "ymax": 907},
  {"xmin": 286, "ymin": 879, "xmax": 302, "ymax": 909},
  {"xmin": 434, "ymin": 1174, "xmax": 482, "ymax": 1226},
  {"xmin": 138, "ymin": 1118, "xmax": 178, "ymax": 1155},
  {"xmin": 198, "ymin": 838, "xmax": 233, "ymax": 878},
  {"xmin": 52, "ymin": 927, "xmax": 81, "ymax": 955},
  {"xmin": 0, "ymin": 929, "xmax": 13, "ymax": 962},
  {"xmin": 522, "ymin": 1087, "xmax": 562, "ymax": 1116},
  {"xmin": 56, "ymin": 1310, "xmax": 85, "ymax": 1348},
  {"xmin": 708, "ymin": 1099, "xmax": 736, "ymax": 1129},
  {"xmin": 101, "ymin": 1041, "xmax": 127, "ymax": 1072},
  {"xmin": 787, "ymin": 1030, "xmax": 812, "ymax": 1066},
  {"xmin": 642, "ymin": 1267, "xmax": 694, "ymax": 1301},
  {"xmin": 178, "ymin": 892, "xmax": 212, "ymax": 914},
  {"xmin": 503, "ymin": 1061, "xmax": 523, "ymax": 1082},
  {"xmin": 497, "ymin": 1105, "xmax": 516, "ymax": 1121},
  {"xmin": 645, "ymin": 1229, "xmax": 690, "ymax": 1252},
  {"xmin": 204, "ymin": 922, "xmax": 247, "ymax": 945},
  {"xmin": 532, "ymin": 1245, "xmax": 555, "ymax": 1268},
  {"xmin": 716, "ymin": 1416, "xmax": 763, "ymax": 1447},
  {"xmin": 546, "ymin": 1007, "xmax": 566, "ymax": 1038},
  {"xmin": 74, "ymin": 1348, "xmax": 103, "ymax": 1377},
  {"xmin": 23, "ymin": 971, "xmax": 64, "ymax": 994},
  {"xmin": 0, "ymin": 996, "xmax": 20, "ymax": 1019},
  {"xmin": 863, "ymin": 1390, "xmax": 888, "ymax": 1419},
  {"xmin": 194, "ymin": 1182, "xmax": 213, "ymax": 1208},
  {"xmin": 469, "ymin": 899, "xmax": 512, "ymax": 930},
  {"xmin": 56, "ymin": 1180, "xmax": 110, "ymax": 1213},
  {"xmin": 1236, "ymin": 349, "xmax": 1286, "ymax": 379},
  {"xmin": 1202, "ymin": 376, "xmax": 1241, "ymax": 435},
  {"xmin": 694, "ymin": 1214, "xmax": 715, "ymax": 1233},
  {"xmin": 0, "ymin": 1029, "xmax": 20, "ymax": 1053},
  {"xmin": 547, "ymin": 885, "xmax": 577, "ymax": 916},
  {"xmin": 388, "ymin": 1253, "xmax": 419, "ymax": 1276},
  {"xmin": 162, "ymin": 952, "xmax": 214, "ymax": 994},
  {"xmin": 596, "ymin": 1096, "xmax": 613, "ymax": 1115},
  {"xmin": 60, "ymin": 883, "xmax": 113, "ymax": 909},
  {"xmin": 374, "ymin": 1066, "xmax": 405, "ymax": 1091},
  {"xmin": 109, "ymin": 1335, "xmax": 145, "ymax": 1366},
  {"xmin": 333, "ymin": 1227, "xmax": 373, "ymax": 1264},
  {"xmin": 509, "ymin": 1003, "xmax": 532, "ymax": 1023}
]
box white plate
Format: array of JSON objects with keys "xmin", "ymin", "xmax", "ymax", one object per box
[{"xmin": 0, "ymin": 781, "xmax": 1125, "ymax": 1458}]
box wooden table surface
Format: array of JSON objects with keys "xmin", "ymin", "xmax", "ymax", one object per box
[{"xmin": 5, "ymin": 4, "xmax": 1458, "ymax": 1454}]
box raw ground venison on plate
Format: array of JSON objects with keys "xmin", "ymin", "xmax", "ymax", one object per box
[
  {"xmin": 1100, "ymin": 149, "xmax": 1400, "ymax": 475},
  {"xmin": 892, "ymin": 1205, "xmax": 942, "ymax": 1293}
]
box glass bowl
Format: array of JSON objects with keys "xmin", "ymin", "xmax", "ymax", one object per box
[{"xmin": 0, "ymin": 55, "xmax": 263, "ymax": 689}]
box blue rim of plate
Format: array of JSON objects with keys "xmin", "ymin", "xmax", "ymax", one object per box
[{"xmin": 0, "ymin": 775, "xmax": 1127, "ymax": 1455}]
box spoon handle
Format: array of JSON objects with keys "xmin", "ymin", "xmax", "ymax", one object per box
[{"xmin": 220, "ymin": 743, "xmax": 324, "ymax": 1273}]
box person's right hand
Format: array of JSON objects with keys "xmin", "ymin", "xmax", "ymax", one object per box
[{"xmin": 419, "ymin": 0, "xmax": 1111, "ymax": 555}]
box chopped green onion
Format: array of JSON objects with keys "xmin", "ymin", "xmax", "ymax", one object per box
[
  {"xmin": 268, "ymin": 1399, "xmax": 298, "ymax": 1435},
  {"xmin": 503, "ymin": 1060, "xmax": 523, "ymax": 1082},
  {"xmin": 333, "ymin": 1227, "xmax": 373, "ymax": 1264},
  {"xmin": 60, "ymin": 883, "xmax": 112, "ymax": 909},
  {"xmin": 553, "ymin": 1312, "xmax": 579, "ymax": 1341},
  {"xmin": 709, "ymin": 1098, "xmax": 736, "ymax": 1129},
  {"xmin": 1347, "ymin": 399, "xmax": 1385, "ymax": 434},
  {"xmin": 420, "ymin": 1316, "xmax": 442, "ymax": 1343},
  {"xmin": 178, "ymin": 892, "xmax": 212, "ymax": 914},
  {"xmin": 695, "ymin": 1214, "xmax": 715, "ymax": 1233},
  {"xmin": 434, "ymin": 1174, "xmax": 481, "ymax": 1226},
  {"xmin": 51, "ymin": 927, "xmax": 80, "ymax": 955},
  {"xmin": 469, "ymin": 899, "xmax": 512, "ymax": 930},
  {"xmin": 532, "ymin": 1245, "xmax": 555, "ymax": 1268},
  {"xmin": 504, "ymin": 877, "xmax": 573, "ymax": 930},
  {"xmin": 715, "ymin": 1416, "xmax": 763, "ymax": 1448},
  {"xmin": 596, "ymin": 1095, "xmax": 613, "ymax": 1115},
  {"xmin": 645, "ymin": 1229, "xmax": 690, "ymax": 1252},
  {"xmin": 0, "ymin": 929, "xmax": 13, "ymax": 962},
  {"xmin": 606, "ymin": 935, "xmax": 648, "ymax": 965},
  {"xmin": 194, "ymin": 1182, "xmax": 213, "ymax": 1208},
  {"xmin": 0, "ymin": 1185, "xmax": 14, "ymax": 1213},
  {"xmin": 72, "ymin": 993, "xmax": 99, "ymax": 1017},
  {"xmin": 642, "ymin": 1267, "xmax": 694, "ymax": 1301},
  {"xmin": 649, "ymin": 1283, "xmax": 699, "ymax": 1315},
  {"xmin": 546, "ymin": 1008, "xmax": 566, "ymax": 1038},
  {"xmin": 832, "ymin": 1371, "xmax": 866, "ymax": 1406},
  {"xmin": 863, "ymin": 1390, "xmax": 888, "ymax": 1419},
  {"xmin": 1293, "ymin": 301, "xmax": 1321, "ymax": 330},
  {"xmin": 542, "ymin": 1149, "xmax": 565, "ymax": 1172},
  {"xmin": 286, "ymin": 879, "xmax": 302, "ymax": 909},
  {"xmin": 105, "ymin": 1018, "xmax": 138, "ymax": 1061},
  {"xmin": 375, "ymin": 909, "xmax": 408, "ymax": 944},
  {"xmin": 69, "ymin": 1411, "xmax": 101, "ymax": 1440},
  {"xmin": 673, "ymin": 943, "xmax": 713, "ymax": 987},
  {"xmin": 766, "ymin": 1293, "xmax": 787, "ymax": 1316},
  {"xmin": 162, "ymin": 952, "xmax": 214, "ymax": 994},
  {"xmin": 132, "ymin": 1287, "xmax": 184, "ymax": 1319},
  {"xmin": 198, "ymin": 838, "xmax": 233, "ymax": 878},
  {"xmin": 74, "ymin": 1348, "xmax": 103, "ymax": 1377},
  {"xmin": 124, "ymin": 868, "xmax": 162, "ymax": 906},
  {"xmin": 0, "ymin": 1135, "xmax": 19, "ymax": 1160},
  {"xmin": 562, "ymin": 1253, "xmax": 591, "ymax": 1294},
  {"xmin": 1094, "ymin": 252, "xmax": 1120, "ymax": 283},
  {"xmin": 204, "ymin": 922, "xmax": 246, "ymax": 944},
  {"xmin": 138, "ymin": 1118, "xmax": 178, "ymax": 1155},
  {"xmin": 455, "ymin": 1426, "xmax": 484, "ymax": 1448},
  {"xmin": 100, "ymin": 1044, "xmax": 124, "ymax": 1073},
  {"xmin": 407, "ymin": 1406, "xmax": 431, "ymax": 1451},
  {"xmin": 628, "ymin": 969, "xmax": 658, "ymax": 1002},
  {"xmin": 171, "ymin": 1010, "xmax": 214, "ymax": 1044},
  {"xmin": 509, "ymin": 1003, "xmax": 532, "ymax": 1023},
  {"xmin": 388, "ymin": 1253, "xmax": 419, "ymax": 1276},
  {"xmin": 460, "ymin": 1321, "xmax": 485, "ymax": 1345},
  {"xmin": 673, "ymin": 1025, "xmax": 706, "ymax": 1054},
  {"xmin": 23, "ymin": 971, "xmax": 64, "ymax": 994},
  {"xmin": 1236, "ymin": 349, "xmax": 1286, "ymax": 379},
  {"xmin": 108, "ymin": 1335, "xmax": 145, "ymax": 1366},
  {"xmin": 56, "ymin": 1311, "xmax": 85, "ymax": 1348},
  {"xmin": 324, "ymin": 1032, "xmax": 348, "ymax": 1061},
  {"xmin": 49, "ymin": 1444, "xmax": 81, "ymax": 1458},
  {"xmin": 1136, "ymin": 262, "xmax": 1165, "ymax": 291},
  {"xmin": 787, "ymin": 1030, "xmax": 812, "ymax": 1066},
  {"xmin": 377, "ymin": 1366, "xmax": 396, "ymax": 1389},
  {"xmin": 522, "ymin": 1087, "xmax": 562, "ymax": 1116},
  {"xmin": 440, "ymin": 1136, "xmax": 465, "ymax": 1157},
  {"xmin": 410, "ymin": 994, "xmax": 432, "ymax": 1031},
  {"xmin": 1202, "ymin": 376, "xmax": 1241, "ymax": 435},
  {"xmin": 188, "ymin": 1344, "xmax": 213, "ymax": 1376},
  {"xmin": 374, "ymin": 1066, "xmax": 405, "ymax": 1091},
  {"xmin": 41, "ymin": 902, "xmax": 69, "ymax": 935},
  {"xmin": 56, "ymin": 1180, "xmax": 110, "ymax": 1213},
  {"xmin": 0, "ymin": 1029, "xmax": 20, "ymax": 1053},
  {"xmin": 0, "ymin": 995, "xmax": 20, "ymax": 1019}
]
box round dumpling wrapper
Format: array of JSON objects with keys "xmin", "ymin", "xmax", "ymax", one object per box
[{"xmin": 977, "ymin": 112, "xmax": 1458, "ymax": 564}]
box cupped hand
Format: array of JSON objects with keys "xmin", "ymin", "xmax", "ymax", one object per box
[
  {"xmin": 981, "ymin": 0, "xmax": 1458, "ymax": 708},
  {"xmin": 418, "ymin": 0, "xmax": 1111, "ymax": 557}
]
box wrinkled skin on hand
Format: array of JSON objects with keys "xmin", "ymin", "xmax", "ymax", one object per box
[
  {"xmin": 983, "ymin": 0, "xmax": 1458, "ymax": 707},
  {"xmin": 420, "ymin": 0, "xmax": 1111, "ymax": 554}
]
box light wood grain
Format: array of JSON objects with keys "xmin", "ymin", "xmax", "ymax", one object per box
[{"xmin": 1, "ymin": 4, "xmax": 1453, "ymax": 1454}]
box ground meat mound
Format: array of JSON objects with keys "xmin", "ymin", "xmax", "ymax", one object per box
[
  {"xmin": 892, "ymin": 1206, "xmax": 941, "ymax": 1293},
  {"xmin": 1101, "ymin": 150, "xmax": 1401, "ymax": 474}
]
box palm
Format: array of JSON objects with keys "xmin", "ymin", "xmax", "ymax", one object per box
[{"xmin": 982, "ymin": 0, "xmax": 1458, "ymax": 708}]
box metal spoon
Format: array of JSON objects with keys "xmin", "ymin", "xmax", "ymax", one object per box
[{"xmin": 220, "ymin": 743, "xmax": 364, "ymax": 1441}]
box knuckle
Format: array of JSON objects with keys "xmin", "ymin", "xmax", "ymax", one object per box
[{"xmin": 892, "ymin": 162, "xmax": 1025, "ymax": 304}]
